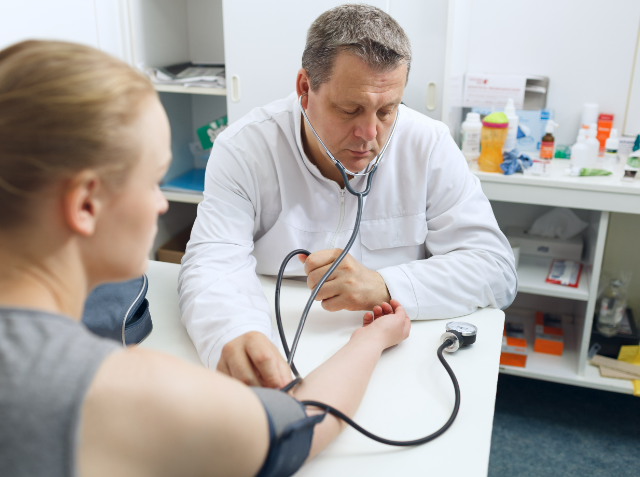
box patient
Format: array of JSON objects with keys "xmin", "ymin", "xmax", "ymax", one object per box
[{"xmin": 0, "ymin": 41, "xmax": 410, "ymax": 477}]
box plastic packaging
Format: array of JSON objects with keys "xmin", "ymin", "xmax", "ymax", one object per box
[
  {"xmin": 597, "ymin": 272, "xmax": 632, "ymax": 337},
  {"xmin": 461, "ymin": 112, "xmax": 482, "ymax": 163},
  {"xmin": 597, "ymin": 113, "xmax": 614, "ymax": 154},
  {"xmin": 478, "ymin": 112, "xmax": 509, "ymax": 173},
  {"xmin": 604, "ymin": 128, "xmax": 619, "ymax": 168},
  {"xmin": 586, "ymin": 123, "xmax": 600, "ymax": 163},
  {"xmin": 581, "ymin": 103, "xmax": 599, "ymax": 129},
  {"xmin": 503, "ymin": 98, "xmax": 519, "ymax": 152}
]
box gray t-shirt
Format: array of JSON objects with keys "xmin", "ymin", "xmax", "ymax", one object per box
[{"xmin": 0, "ymin": 307, "xmax": 119, "ymax": 477}]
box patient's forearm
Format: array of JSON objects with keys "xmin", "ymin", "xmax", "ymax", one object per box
[{"xmin": 291, "ymin": 332, "xmax": 384, "ymax": 459}]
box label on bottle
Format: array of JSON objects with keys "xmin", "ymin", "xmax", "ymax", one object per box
[
  {"xmin": 540, "ymin": 141, "xmax": 554, "ymax": 159},
  {"xmin": 463, "ymin": 131, "xmax": 480, "ymax": 154},
  {"xmin": 604, "ymin": 148, "xmax": 618, "ymax": 164}
]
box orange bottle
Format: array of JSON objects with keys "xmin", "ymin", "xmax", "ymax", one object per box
[{"xmin": 478, "ymin": 112, "xmax": 509, "ymax": 173}]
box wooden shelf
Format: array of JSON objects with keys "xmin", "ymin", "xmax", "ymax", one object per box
[
  {"xmin": 516, "ymin": 256, "xmax": 590, "ymax": 301},
  {"xmin": 161, "ymin": 190, "xmax": 204, "ymax": 204},
  {"xmin": 153, "ymin": 84, "xmax": 226, "ymax": 96}
]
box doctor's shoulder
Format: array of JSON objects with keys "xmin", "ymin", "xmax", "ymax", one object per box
[{"xmin": 396, "ymin": 105, "xmax": 451, "ymax": 154}]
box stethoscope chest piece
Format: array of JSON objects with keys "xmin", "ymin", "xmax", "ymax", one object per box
[{"xmin": 440, "ymin": 322, "xmax": 478, "ymax": 353}]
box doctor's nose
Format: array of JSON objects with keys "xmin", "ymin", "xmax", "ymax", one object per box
[{"xmin": 353, "ymin": 115, "xmax": 377, "ymax": 143}]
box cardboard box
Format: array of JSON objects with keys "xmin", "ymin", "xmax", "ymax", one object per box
[
  {"xmin": 506, "ymin": 226, "xmax": 583, "ymax": 261},
  {"xmin": 533, "ymin": 312, "xmax": 564, "ymax": 356},
  {"xmin": 157, "ymin": 226, "xmax": 192, "ymax": 264},
  {"xmin": 500, "ymin": 321, "xmax": 528, "ymax": 367}
]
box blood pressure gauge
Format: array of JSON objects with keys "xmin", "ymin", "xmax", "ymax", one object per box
[{"xmin": 440, "ymin": 322, "xmax": 478, "ymax": 353}]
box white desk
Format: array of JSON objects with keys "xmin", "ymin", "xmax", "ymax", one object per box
[{"xmin": 142, "ymin": 260, "xmax": 505, "ymax": 476}]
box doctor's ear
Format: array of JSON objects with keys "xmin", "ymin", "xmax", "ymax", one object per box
[
  {"xmin": 296, "ymin": 68, "xmax": 311, "ymax": 105},
  {"xmin": 61, "ymin": 170, "xmax": 105, "ymax": 237}
]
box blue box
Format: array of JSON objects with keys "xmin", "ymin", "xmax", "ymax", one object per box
[{"xmin": 472, "ymin": 107, "xmax": 554, "ymax": 153}]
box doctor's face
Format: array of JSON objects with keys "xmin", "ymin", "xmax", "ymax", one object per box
[{"xmin": 299, "ymin": 52, "xmax": 406, "ymax": 174}]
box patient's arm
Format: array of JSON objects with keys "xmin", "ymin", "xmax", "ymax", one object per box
[{"xmin": 78, "ymin": 300, "xmax": 410, "ymax": 477}]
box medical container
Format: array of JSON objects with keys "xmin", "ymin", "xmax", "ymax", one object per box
[
  {"xmin": 597, "ymin": 274, "xmax": 632, "ymax": 337},
  {"xmin": 604, "ymin": 129, "xmax": 619, "ymax": 167},
  {"xmin": 596, "ymin": 113, "xmax": 614, "ymax": 154},
  {"xmin": 460, "ymin": 112, "xmax": 482, "ymax": 163},
  {"xmin": 586, "ymin": 124, "xmax": 600, "ymax": 163},
  {"xmin": 478, "ymin": 112, "xmax": 508, "ymax": 173},
  {"xmin": 580, "ymin": 103, "xmax": 599, "ymax": 130},
  {"xmin": 502, "ymin": 98, "xmax": 519, "ymax": 152}
]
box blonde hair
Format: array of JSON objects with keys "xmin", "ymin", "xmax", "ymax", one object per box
[{"xmin": 0, "ymin": 40, "xmax": 157, "ymax": 228}]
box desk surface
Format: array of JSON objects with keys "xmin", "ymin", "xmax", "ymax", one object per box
[{"xmin": 141, "ymin": 260, "xmax": 506, "ymax": 477}]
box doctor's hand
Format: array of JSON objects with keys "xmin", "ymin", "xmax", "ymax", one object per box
[
  {"xmin": 299, "ymin": 249, "xmax": 391, "ymax": 312},
  {"xmin": 217, "ymin": 331, "xmax": 292, "ymax": 389}
]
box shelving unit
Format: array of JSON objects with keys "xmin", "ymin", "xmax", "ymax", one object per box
[
  {"xmin": 153, "ymin": 84, "xmax": 226, "ymax": 96},
  {"xmin": 474, "ymin": 159, "xmax": 638, "ymax": 395}
]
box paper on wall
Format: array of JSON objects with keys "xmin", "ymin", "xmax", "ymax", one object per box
[{"xmin": 463, "ymin": 73, "xmax": 526, "ymax": 109}]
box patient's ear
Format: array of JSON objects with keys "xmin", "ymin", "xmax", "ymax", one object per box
[{"xmin": 62, "ymin": 170, "xmax": 104, "ymax": 237}]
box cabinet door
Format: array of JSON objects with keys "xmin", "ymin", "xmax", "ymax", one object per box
[{"xmin": 223, "ymin": 0, "xmax": 451, "ymax": 123}]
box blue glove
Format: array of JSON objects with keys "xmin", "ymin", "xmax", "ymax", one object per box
[{"xmin": 500, "ymin": 149, "xmax": 532, "ymax": 175}]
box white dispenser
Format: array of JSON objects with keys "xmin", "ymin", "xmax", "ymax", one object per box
[
  {"xmin": 604, "ymin": 128, "xmax": 620, "ymax": 168},
  {"xmin": 461, "ymin": 112, "xmax": 482, "ymax": 163},
  {"xmin": 569, "ymin": 131, "xmax": 589, "ymax": 176},
  {"xmin": 503, "ymin": 98, "xmax": 519, "ymax": 152},
  {"xmin": 586, "ymin": 124, "xmax": 600, "ymax": 164}
]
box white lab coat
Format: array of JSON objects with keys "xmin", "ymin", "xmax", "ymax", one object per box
[{"xmin": 179, "ymin": 93, "xmax": 517, "ymax": 369}]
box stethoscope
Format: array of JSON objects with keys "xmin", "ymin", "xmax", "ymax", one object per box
[{"xmin": 274, "ymin": 93, "xmax": 478, "ymax": 446}]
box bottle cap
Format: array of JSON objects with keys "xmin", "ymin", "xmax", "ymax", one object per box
[
  {"xmin": 465, "ymin": 112, "xmax": 481, "ymax": 123},
  {"xmin": 545, "ymin": 120, "xmax": 559, "ymax": 134},
  {"xmin": 482, "ymin": 112, "xmax": 509, "ymax": 128},
  {"xmin": 609, "ymin": 129, "xmax": 618, "ymax": 139},
  {"xmin": 582, "ymin": 103, "xmax": 599, "ymax": 126},
  {"xmin": 504, "ymin": 98, "xmax": 516, "ymax": 117}
]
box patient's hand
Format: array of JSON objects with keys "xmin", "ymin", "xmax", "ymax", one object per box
[{"xmin": 352, "ymin": 299, "xmax": 411, "ymax": 350}]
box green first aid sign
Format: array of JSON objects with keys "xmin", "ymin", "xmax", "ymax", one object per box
[{"xmin": 197, "ymin": 116, "xmax": 228, "ymax": 150}]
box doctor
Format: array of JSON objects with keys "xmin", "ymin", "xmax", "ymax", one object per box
[{"xmin": 179, "ymin": 4, "xmax": 517, "ymax": 387}]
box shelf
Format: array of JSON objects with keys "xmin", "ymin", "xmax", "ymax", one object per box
[
  {"xmin": 498, "ymin": 319, "xmax": 634, "ymax": 394},
  {"xmin": 516, "ymin": 256, "xmax": 590, "ymax": 301},
  {"xmin": 154, "ymin": 84, "xmax": 226, "ymax": 96},
  {"xmin": 162, "ymin": 190, "xmax": 204, "ymax": 204}
]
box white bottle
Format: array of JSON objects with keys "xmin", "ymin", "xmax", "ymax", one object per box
[
  {"xmin": 461, "ymin": 112, "xmax": 482, "ymax": 163},
  {"xmin": 503, "ymin": 98, "xmax": 519, "ymax": 152},
  {"xmin": 581, "ymin": 103, "xmax": 599, "ymax": 130},
  {"xmin": 569, "ymin": 132, "xmax": 589, "ymax": 176},
  {"xmin": 604, "ymin": 128, "xmax": 619, "ymax": 168},
  {"xmin": 586, "ymin": 123, "xmax": 600, "ymax": 164}
]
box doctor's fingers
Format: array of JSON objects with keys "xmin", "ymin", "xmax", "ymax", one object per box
[
  {"xmin": 303, "ymin": 248, "xmax": 344, "ymax": 276},
  {"xmin": 306, "ymin": 263, "xmax": 340, "ymax": 290},
  {"xmin": 247, "ymin": 345, "xmax": 290, "ymax": 389},
  {"xmin": 224, "ymin": 348, "xmax": 263, "ymax": 387}
]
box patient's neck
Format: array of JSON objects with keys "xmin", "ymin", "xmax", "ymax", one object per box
[{"xmin": 0, "ymin": 229, "xmax": 87, "ymax": 321}]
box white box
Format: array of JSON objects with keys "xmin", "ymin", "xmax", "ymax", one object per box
[{"xmin": 506, "ymin": 226, "xmax": 583, "ymax": 261}]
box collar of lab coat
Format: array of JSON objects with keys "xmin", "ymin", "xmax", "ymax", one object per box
[{"xmin": 290, "ymin": 92, "xmax": 368, "ymax": 192}]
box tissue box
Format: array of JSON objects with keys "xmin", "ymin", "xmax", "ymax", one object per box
[
  {"xmin": 500, "ymin": 321, "xmax": 528, "ymax": 367},
  {"xmin": 506, "ymin": 226, "xmax": 583, "ymax": 261},
  {"xmin": 533, "ymin": 312, "xmax": 564, "ymax": 356}
]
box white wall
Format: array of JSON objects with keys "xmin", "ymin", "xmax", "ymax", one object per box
[{"xmin": 455, "ymin": 0, "xmax": 640, "ymax": 145}]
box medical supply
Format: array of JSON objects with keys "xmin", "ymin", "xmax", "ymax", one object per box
[
  {"xmin": 597, "ymin": 113, "xmax": 614, "ymax": 154},
  {"xmin": 533, "ymin": 312, "xmax": 564, "ymax": 356},
  {"xmin": 500, "ymin": 149, "xmax": 532, "ymax": 175},
  {"xmin": 569, "ymin": 131, "xmax": 589, "ymax": 175},
  {"xmin": 197, "ymin": 115, "xmax": 228, "ymax": 149},
  {"xmin": 604, "ymin": 129, "xmax": 619, "ymax": 166},
  {"xmin": 528, "ymin": 207, "xmax": 588, "ymax": 240},
  {"xmin": 460, "ymin": 112, "xmax": 482, "ymax": 162},
  {"xmin": 597, "ymin": 273, "xmax": 632, "ymax": 337},
  {"xmin": 539, "ymin": 120, "xmax": 558, "ymax": 160},
  {"xmin": 586, "ymin": 123, "xmax": 600, "ymax": 163},
  {"xmin": 503, "ymin": 98, "xmax": 519, "ymax": 152},
  {"xmin": 272, "ymin": 95, "xmax": 472, "ymax": 448},
  {"xmin": 581, "ymin": 103, "xmax": 599, "ymax": 130},
  {"xmin": 554, "ymin": 144, "xmax": 571, "ymax": 159},
  {"xmin": 546, "ymin": 259, "xmax": 583, "ymax": 288},
  {"xmin": 622, "ymin": 150, "xmax": 640, "ymax": 182},
  {"xmin": 472, "ymin": 107, "xmax": 554, "ymax": 153},
  {"xmin": 500, "ymin": 321, "xmax": 528, "ymax": 368},
  {"xmin": 478, "ymin": 112, "xmax": 509, "ymax": 173},
  {"xmin": 590, "ymin": 308, "xmax": 639, "ymax": 359},
  {"xmin": 578, "ymin": 168, "xmax": 612, "ymax": 176},
  {"xmin": 618, "ymin": 135, "xmax": 636, "ymax": 158},
  {"xmin": 506, "ymin": 227, "xmax": 583, "ymax": 261}
]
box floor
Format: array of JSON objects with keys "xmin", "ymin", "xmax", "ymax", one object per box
[{"xmin": 488, "ymin": 374, "xmax": 640, "ymax": 477}]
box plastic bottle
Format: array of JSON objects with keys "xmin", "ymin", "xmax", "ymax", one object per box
[
  {"xmin": 503, "ymin": 98, "xmax": 519, "ymax": 152},
  {"xmin": 461, "ymin": 112, "xmax": 482, "ymax": 163},
  {"xmin": 478, "ymin": 112, "xmax": 509, "ymax": 173},
  {"xmin": 568, "ymin": 131, "xmax": 588, "ymax": 176},
  {"xmin": 604, "ymin": 128, "xmax": 619, "ymax": 168},
  {"xmin": 586, "ymin": 123, "xmax": 600, "ymax": 163},
  {"xmin": 596, "ymin": 278, "xmax": 628, "ymax": 337},
  {"xmin": 581, "ymin": 103, "xmax": 599, "ymax": 130},
  {"xmin": 539, "ymin": 120, "xmax": 559, "ymax": 160}
]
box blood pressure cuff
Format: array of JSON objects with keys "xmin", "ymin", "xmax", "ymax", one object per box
[
  {"xmin": 251, "ymin": 387, "xmax": 326, "ymax": 477},
  {"xmin": 82, "ymin": 275, "xmax": 152, "ymax": 346}
]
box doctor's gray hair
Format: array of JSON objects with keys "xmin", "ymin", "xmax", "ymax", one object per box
[{"xmin": 302, "ymin": 4, "xmax": 411, "ymax": 91}]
